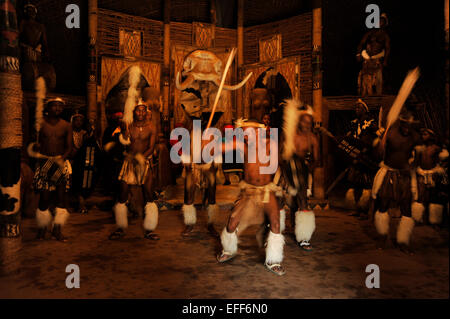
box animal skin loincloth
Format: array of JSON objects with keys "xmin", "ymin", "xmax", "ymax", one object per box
[
  {"xmin": 118, "ymin": 154, "xmax": 152, "ymax": 185},
  {"xmin": 33, "ymin": 158, "xmax": 72, "ymax": 192}
]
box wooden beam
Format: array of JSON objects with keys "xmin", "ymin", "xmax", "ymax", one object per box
[
  {"xmin": 312, "ymin": 0, "xmax": 325, "ymax": 200},
  {"xmin": 87, "ymin": 0, "xmax": 98, "ymax": 122},
  {"xmin": 163, "ymin": 0, "xmax": 171, "ymax": 128},
  {"xmin": 237, "ymin": 0, "xmax": 244, "ymax": 118},
  {"xmin": 445, "ymin": 0, "xmax": 449, "ymax": 137},
  {"xmin": 210, "ymin": 0, "xmax": 216, "ymax": 44}
]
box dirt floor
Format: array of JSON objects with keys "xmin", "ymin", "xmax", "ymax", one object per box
[{"xmin": 0, "ymin": 186, "xmax": 448, "ymax": 299}]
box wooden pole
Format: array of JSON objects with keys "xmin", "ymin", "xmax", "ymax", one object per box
[
  {"xmin": 0, "ymin": 0, "xmax": 22, "ymax": 274},
  {"xmin": 163, "ymin": 0, "xmax": 171, "ymax": 132},
  {"xmin": 445, "ymin": 0, "xmax": 449, "ymax": 137},
  {"xmin": 210, "ymin": 0, "xmax": 216, "ymax": 46},
  {"xmin": 312, "ymin": 0, "xmax": 325, "ymax": 200},
  {"xmin": 237, "ymin": 0, "xmax": 244, "ymax": 118},
  {"xmin": 87, "ymin": 0, "xmax": 98, "ymax": 122}
]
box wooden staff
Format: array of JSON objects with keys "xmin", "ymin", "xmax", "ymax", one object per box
[
  {"xmin": 380, "ymin": 67, "xmax": 420, "ymax": 152},
  {"xmin": 205, "ymin": 48, "xmax": 237, "ymax": 131}
]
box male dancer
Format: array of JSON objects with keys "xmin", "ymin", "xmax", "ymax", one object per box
[
  {"xmin": 345, "ymin": 99, "xmax": 379, "ymax": 218},
  {"xmin": 32, "ymin": 98, "xmax": 72, "ymax": 241},
  {"xmin": 217, "ymin": 117, "xmax": 285, "ymax": 276},
  {"xmin": 372, "ymin": 110, "xmax": 421, "ymax": 254},
  {"xmin": 109, "ymin": 102, "xmax": 159, "ymax": 240},
  {"xmin": 411, "ymin": 129, "xmax": 448, "ymax": 227},
  {"xmin": 281, "ymin": 99, "xmax": 319, "ymax": 250}
]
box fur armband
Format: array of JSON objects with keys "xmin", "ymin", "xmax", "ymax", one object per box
[
  {"xmin": 119, "ymin": 133, "xmax": 131, "ymax": 146},
  {"xmin": 439, "ymin": 149, "xmax": 449, "ymax": 161}
]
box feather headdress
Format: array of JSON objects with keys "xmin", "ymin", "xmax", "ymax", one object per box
[
  {"xmin": 281, "ymin": 99, "xmax": 314, "ymax": 160},
  {"xmin": 122, "ymin": 65, "xmax": 143, "ymax": 125},
  {"xmin": 35, "ymin": 76, "xmax": 46, "ymax": 140}
]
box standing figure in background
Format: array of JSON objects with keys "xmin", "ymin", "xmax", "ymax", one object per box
[
  {"xmin": 109, "ymin": 103, "xmax": 159, "ymax": 240},
  {"xmin": 280, "ymin": 99, "xmax": 319, "ymax": 251},
  {"xmin": 32, "ymin": 98, "xmax": 72, "ymax": 241},
  {"xmin": 357, "ymin": 13, "xmax": 390, "ymax": 96},
  {"xmin": 141, "ymin": 87, "xmax": 171, "ymax": 193},
  {"xmin": 372, "ymin": 111, "xmax": 421, "ymax": 254},
  {"xmin": 70, "ymin": 111, "xmax": 87, "ymax": 213},
  {"xmin": 411, "ymin": 129, "xmax": 448, "ymax": 228},
  {"xmin": 345, "ymin": 99, "xmax": 380, "ymax": 219},
  {"xmin": 250, "ymin": 88, "xmax": 271, "ymax": 123},
  {"xmin": 19, "ymin": 3, "xmax": 56, "ymax": 90}
]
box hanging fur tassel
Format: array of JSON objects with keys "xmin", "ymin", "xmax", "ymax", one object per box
[
  {"xmin": 35, "ymin": 77, "xmax": 46, "ymax": 139},
  {"xmin": 122, "ymin": 65, "xmax": 142, "ymax": 126},
  {"xmin": 281, "ymin": 99, "xmax": 300, "ymax": 160}
]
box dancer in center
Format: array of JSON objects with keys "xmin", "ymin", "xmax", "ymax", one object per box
[{"xmin": 217, "ymin": 116, "xmax": 285, "ymax": 276}]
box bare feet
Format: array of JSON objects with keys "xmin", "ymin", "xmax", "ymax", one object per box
[
  {"xmin": 265, "ymin": 263, "xmax": 286, "ymax": 276},
  {"xmin": 51, "ymin": 225, "xmax": 68, "ymax": 242},
  {"xmin": 109, "ymin": 228, "xmax": 125, "ymax": 240},
  {"xmin": 398, "ymin": 243, "xmax": 414, "ymax": 255},
  {"xmin": 217, "ymin": 251, "xmax": 236, "ymax": 263},
  {"xmin": 298, "ymin": 241, "xmax": 313, "ymax": 251},
  {"xmin": 181, "ymin": 225, "xmax": 195, "ymax": 237},
  {"xmin": 144, "ymin": 230, "xmax": 160, "ymax": 240}
]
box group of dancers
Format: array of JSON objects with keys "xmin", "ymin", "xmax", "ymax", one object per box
[{"xmin": 28, "ymin": 83, "xmax": 448, "ymax": 277}]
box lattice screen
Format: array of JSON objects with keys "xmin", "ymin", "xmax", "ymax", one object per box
[
  {"xmin": 192, "ymin": 22, "xmax": 214, "ymax": 48},
  {"xmin": 259, "ymin": 34, "xmax": 282, "ymax": 62},
  {"xmin": 119, "ymin": 29, "xmax": 142, "ymax": 57}
]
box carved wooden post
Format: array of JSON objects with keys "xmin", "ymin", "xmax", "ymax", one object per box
[
  {"xmin": 210, "ymin": 0, "xmax": 216, "ymax": 45},
  {"xmin": 445, "ymin": 0, "xmax": 449, "ymax": 136},
  {"xmin": 237, "ymin": 0, "xmax": 244, "ymax": 118},
  {"xmin": 312, "ymin": 0, "xmax": 325, "ymax": 200},
  {"xmin": 87, "ymin": 0, "xmax": 98, "ymax": 122},
  {"xmin": 0, "ymin": 0, "xmax": 22, "ymax": 274},
  {"xmin": 163, "ymin": 0, "xmax": 171, "ymax": 132}
]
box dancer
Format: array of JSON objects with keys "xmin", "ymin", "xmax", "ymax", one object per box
[
  {"xmin": 108, "ymin": 97, "xmax": 159, "ymax": 240},
  {"xmin": 217, "ymin": 118, "xmax": 285, "ymax": 276},
  {"xmin": 411, "ymin": 129, "xmax": 448, "ymax": 227},
  {"xmin": 280, "ymin": 99, "xmax": 319, "ymax": 250},
  {"xmin": 345, "ymin": 99, "xmax": 379, "ymax": 219},
  {"xmin": 31, "ymin": 96, "xmax": 72, "ymax": 241},
  {"xmin": 372, "ymin": 110, "xmax": 421, "ymax": 254}
]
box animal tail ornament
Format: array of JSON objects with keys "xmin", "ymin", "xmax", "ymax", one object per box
[
  {"xmin": 282, "ymin": 99, "xmax": 301, "ymax": 160},
  {"xmin": 122, "ymin": 65, "xmax": 142, "ymax": 125},
  {"xmin": 35, "ymin": 76, "xmax": 46, "ymax": 139},
  {"xmin": 282, "ymin": 99, "xmax": 314, "ymax": 160}
]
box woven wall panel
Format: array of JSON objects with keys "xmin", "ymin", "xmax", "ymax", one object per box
[
  {"xmin": 98, "ymin": 9, "xmax": 163, "ymax": 62},
  {"xmin": 244, "ymin": 13, "xmax": 312, "ymax": 105},
  {"xmin": 100, "ymin": 56, "xmax": 161, "ymax": 100}
]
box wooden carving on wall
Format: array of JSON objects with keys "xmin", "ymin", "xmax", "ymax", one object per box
[
  {"xmin": 241, "ymin": 57, "xmax": 300, "ymax": 118},
  {"xmin": 119, "ymin": 29, "xmax": 142, "ymax": 57},
  {"xmin": 171, "ymin": 45, "xmax": 234, "ymax": 125},
  {"xmin": 259, "ymin": 34, "xmax": 282, "ymax": 62},
  {"xmin": 192, "ymin": 22, "xmax": 214, "ymax": 48},
  {"xmin": 100, "ymin": 57, "xmax": 160, "ymax": 100}
]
